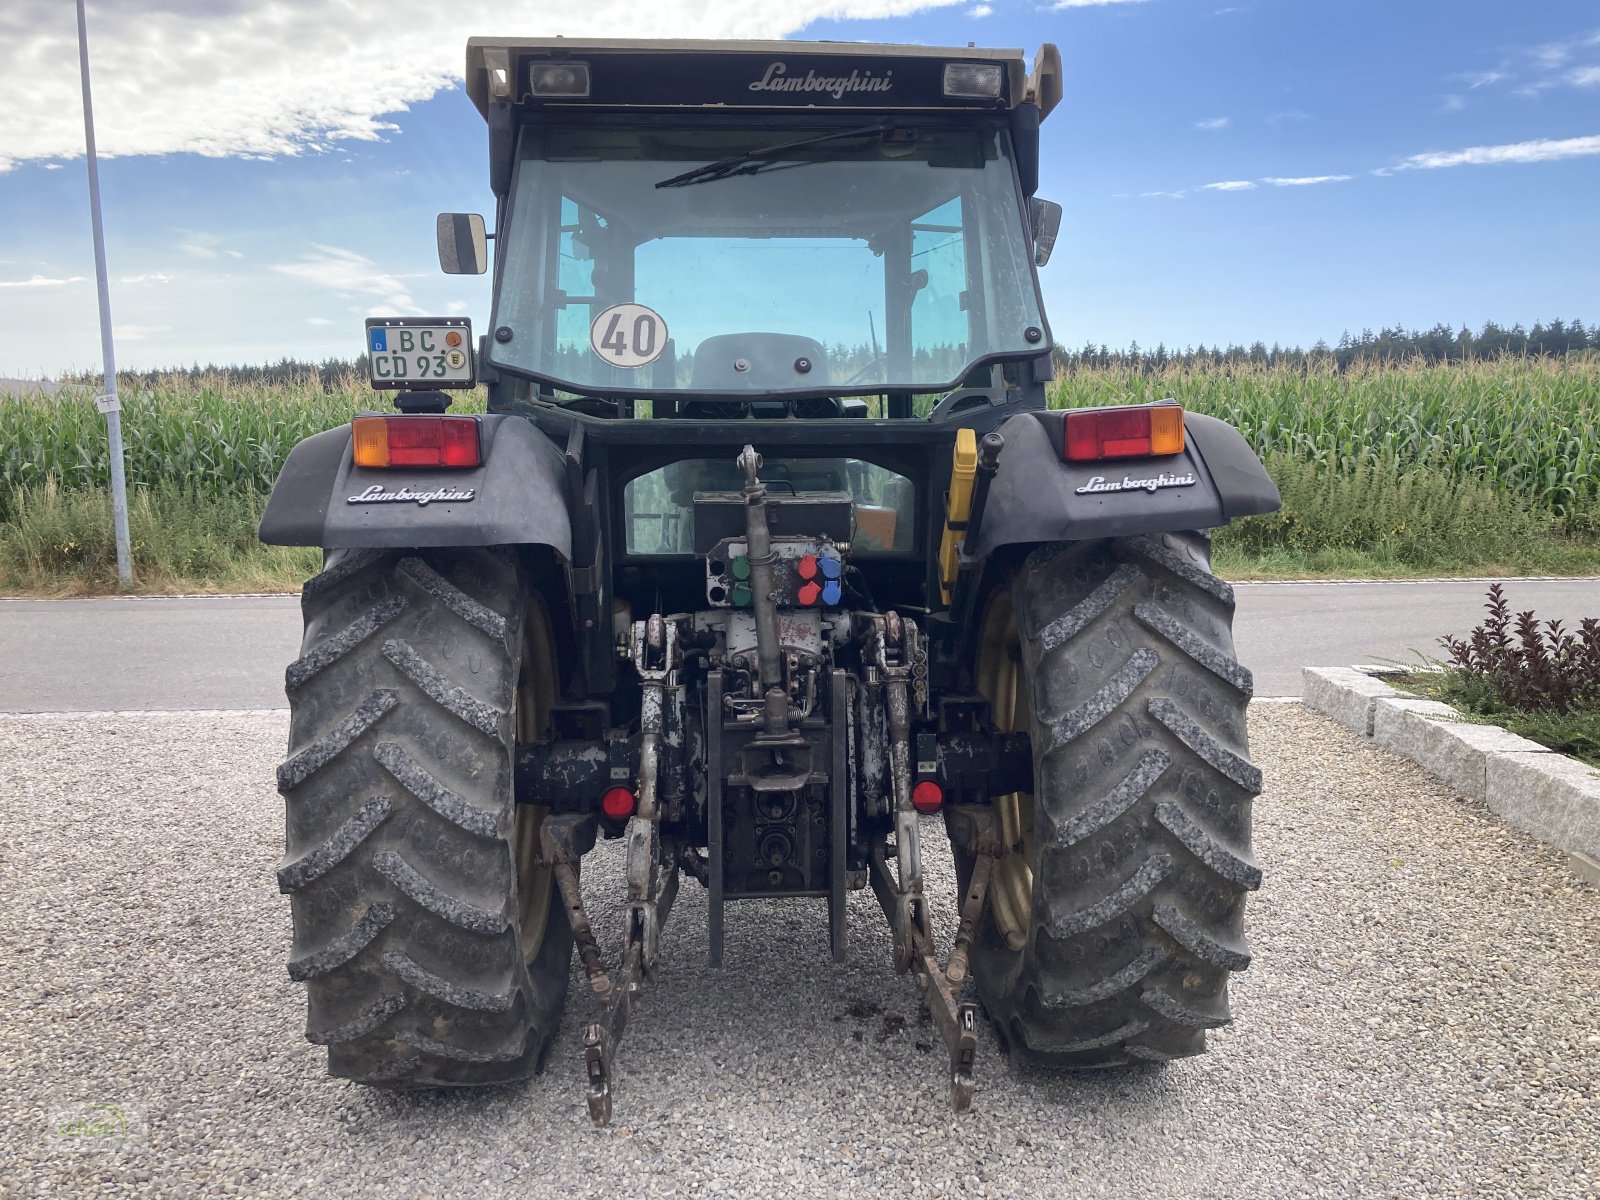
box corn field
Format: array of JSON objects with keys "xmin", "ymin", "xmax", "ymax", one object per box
[
  {"xmin": 2, "ymin": 357, "xmax": 1596, "ymax": 525},
  {"xmin": 0, "ymin": 375, "xmax": 483, "ymax": 523},
  {"xmin": 1049, "ymin": 355, "xmax": 1600, "ymax": 522}
]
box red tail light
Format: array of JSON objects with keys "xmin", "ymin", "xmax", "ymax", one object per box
[
  {"xmin": 1064, "ymin": 405, "xmax": 1185, "ymax": 462},
  {"xmin": 351, "ymin": 415, "xmax": 481, "ymax": 469},
  {"xmin": 601, "ymin": 787, "xmax": 636, "ymax": 821},
  {"xmin": 911, "ymin": 780, "xmax": 944, "ymax": 814}
]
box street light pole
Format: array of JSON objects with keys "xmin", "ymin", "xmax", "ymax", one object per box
[{"xmin": 75, "ymin": 0, "xmax": 133, "ymax": 583}]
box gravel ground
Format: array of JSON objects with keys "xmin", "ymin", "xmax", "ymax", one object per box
[{"xmin": 1, "ymin": 704, "xmax": 1596, "ymax": 1200}]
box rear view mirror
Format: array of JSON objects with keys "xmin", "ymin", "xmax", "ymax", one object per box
[
  {"xmin": 436, "ymin": 213, "xmax": 488, "ymax": 275},
  {"xmin": 1029, "ymin": 198, "xmax": 1062, "ymax": 267}
]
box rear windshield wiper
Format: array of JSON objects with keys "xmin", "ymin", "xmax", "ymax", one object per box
[{"xmin": 654, "ymin": 124, "xmax": 891, "ymax": 189}]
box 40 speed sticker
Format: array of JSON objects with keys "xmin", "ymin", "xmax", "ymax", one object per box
[{"xmin": 591, "ymin": 303, "xmax": 667, "ymax": 369}]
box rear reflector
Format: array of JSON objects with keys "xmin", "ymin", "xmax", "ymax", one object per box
[
  {"xmin": 1064, "ymin": 405, "xmax": 1185, "ymax": 462},
  {"xmin": 911, "ymin": 780, "xmax": 944, "ymax": 814},
  {"xmin": 601, "ymin": 787, "xmax": 636, "ymax": 821},
  {"xmin": 351, "ymin": 415, "xmax": 481, "ymax": 469}
]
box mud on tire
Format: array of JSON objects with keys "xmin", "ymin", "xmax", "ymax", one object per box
[
  {"xmin": 277, "ymin": 546, "xmax": 572, "ymax": 1085},
  {"xmin": 965, "ymin": 531, "xmax": 1262, "ymax": 1067}
]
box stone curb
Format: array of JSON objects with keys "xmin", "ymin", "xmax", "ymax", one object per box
[{"xmin": 1302, "ymin": 665, "xmax": 1600, "ymax": 888}]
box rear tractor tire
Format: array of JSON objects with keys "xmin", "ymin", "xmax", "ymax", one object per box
[
  {"xmin": 276, "ymin": 546, "xmax": 574, "ymax": 1086},
  {"xmin": 965, "ymin": 532, "xmax": 1262, "ymax": 1066}
]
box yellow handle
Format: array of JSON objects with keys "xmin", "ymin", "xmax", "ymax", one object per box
[{"xmin": 938, "ymin": 428, "xmax": 979, "ymax": 605}]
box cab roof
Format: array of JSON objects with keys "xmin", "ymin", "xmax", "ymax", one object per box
[{"xmin": 464, "ymin": 38, "xmax": 1062, "ymax": 122}]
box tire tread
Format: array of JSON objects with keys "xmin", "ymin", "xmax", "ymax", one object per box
[
  {"xmin": 278, "ymin": 548, "xmax": 571, "ymax": 1086},
  {"xmin": 967, "ymin": 533, "xmax": 1262, "ymax": 1068}
]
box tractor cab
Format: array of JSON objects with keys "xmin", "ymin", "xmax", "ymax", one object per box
[{"xmin": 449, "ymin": 38, "xmax": 1063, "ymax": 416}]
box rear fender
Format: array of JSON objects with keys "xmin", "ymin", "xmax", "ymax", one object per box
[
  {"xmin": 970, "ymin": 410, "xmax": 1279, "ymax": 558},
  {"xmin": 258, "ymin": 413, "xmax": 572, "ymax": 556}
]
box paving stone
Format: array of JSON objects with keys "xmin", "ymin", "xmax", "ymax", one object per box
[
  {"xmin": 1301, "ymin": 666, "xmax": 1396, "ymax": 737},
  {"xmin": 1486, "ymin": 750, "xmax": 1600, "ymax": 860},
  {"xmin": 1371, "ymin": 696, "xmax": 1464, "ymax": 778},
  {"xmin": 1371, "ymin": 705, "xmax": 1547, "ymax": 803}
]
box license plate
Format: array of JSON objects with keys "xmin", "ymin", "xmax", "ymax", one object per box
[{"xmin": 366, "ymin": 318, "xmax": 474, "ymax": 389}]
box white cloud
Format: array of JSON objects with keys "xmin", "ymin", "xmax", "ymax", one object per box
[
  {"xmin": 306, "ymin": 317, "xmax": 335, "ymax": 326},
  {"xmin": 117, "ymin": 273, "xmax": 175, "ymax": 286},
  {"xmin": 967, "ymin": 2, "xmax": 993, "ymax": 14},
  {"xmin": 179, "ymin": 242, "xmax": 219, "ymax": 261},
  {"xmin": 173, "ymin": 231, "xmax": 244, "ymax": 261},
  {"xmin": 273, "ymin": 244, "xmax": 418, "ymax": 313},
  {"xmin": 1145, "ymin": 174, "xmax": 1349, "ymax": 195},
  {"xmin": 1195, "ymin": 117, "xmax": 1230, "ymax": 131},
  {"xmin": 1532, "ymin": 41, "xmax": 1574, "ymax": 70},
  {"xmin": 43, "ymin": 162, "xmax": 63, "ymax": 170},
  {"xmin": 1474, "ymin": 31, "xmax": 1600, "ymax": 95},
  {"xmin": 1393, "ymin": 134, "xmax": 1600, "ymax": 171},
  {"xmin": 1450, "ymin": 70, "xmax": 1508, "ymax": 89},
  {"xmin": 0, "ymin": 274, "xmax": 86, "ymax": 289},
  {"xmin": 1262, "ymin": 175, "xmax": 1350, "ymax": 186},
  {"xmin": 0, "ymin": 0, "xmax": 962, "ymax": 169}
]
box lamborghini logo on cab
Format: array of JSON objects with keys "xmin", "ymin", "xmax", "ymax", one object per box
[{"xmin": 748, "ymin": 63, "xmax": 894, "ymax": 100}]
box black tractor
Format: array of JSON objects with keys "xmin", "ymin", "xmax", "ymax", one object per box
[{"xmin": 260, "ymin": 36, "xmax": 1280, "ymax": 1125}]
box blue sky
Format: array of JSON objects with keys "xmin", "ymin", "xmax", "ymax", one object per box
[{"xmin": 0, "ymin": 0, "xmax": 1596, "ymax": 375}]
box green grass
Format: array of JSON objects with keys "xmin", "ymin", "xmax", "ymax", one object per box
[
  {"xmin": 1211, "ymin": 547, "xmax": 1600, "ymax": 581},
  {"xmin": 1392, "ymin": 669, "xmax": 1600, "ymax": 769},
  {"xmin": 1210, "ymin": 453, "xmax": 1600, "ymax": 577},
  {"xmin": 4, "ymin": 357, "xmax": 1599, "ymax": 593},
  {"xmin": 0, "ymin": 481, "xmax": 317, "ymax": 595}
]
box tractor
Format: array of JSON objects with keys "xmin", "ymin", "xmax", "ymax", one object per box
[{"xmin": 260, "ymin": 36, "xmax": 1280, "ymax": 1125}]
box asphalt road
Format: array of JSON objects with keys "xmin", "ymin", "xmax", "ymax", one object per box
[{"xmin": 1, "ymin": 578, "xmax": 1596, "ymax": 711}]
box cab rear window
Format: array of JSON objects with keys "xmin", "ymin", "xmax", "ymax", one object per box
[{"xmin": 624, "ymin": 458, "xmax": 914, "ymax": 554}]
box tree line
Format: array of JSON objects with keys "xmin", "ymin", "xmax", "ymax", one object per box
[
  {"xmin": 1053, "ymin": 319, "xmax": 1599, "ymax": 373},
  {"xmin": 68, "ymin": 318, "xmax": 1598, "ymax": 390},
  {"xmin": 70, "ymin": 356, "xmax": 366, "ymax": 391}
]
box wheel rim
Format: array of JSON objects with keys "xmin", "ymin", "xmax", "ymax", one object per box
[
  {"xmin": 513, "ymin": 597, "xmax": 557, "ymax": 964},
  {"xmin": 976, "ymin": 588, "xmax": 1034, "ymax": 952}
]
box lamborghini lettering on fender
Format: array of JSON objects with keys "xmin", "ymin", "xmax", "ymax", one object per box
[
  {"xmin": 346, "ymin": 484, "xmax": 476, "ymax": 506},
  {"xmin": 1074, "ymin": 472, "xmax": 1197, "ymax": 495}
]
